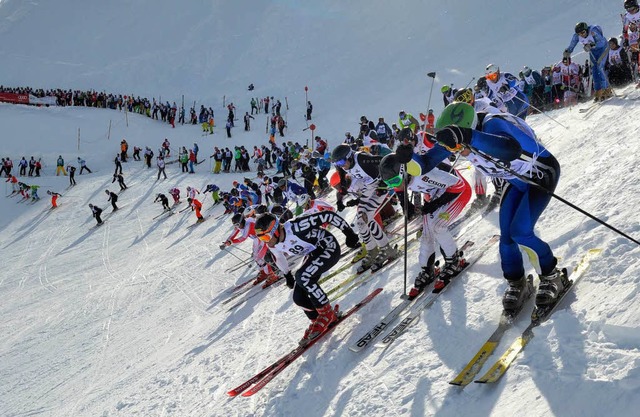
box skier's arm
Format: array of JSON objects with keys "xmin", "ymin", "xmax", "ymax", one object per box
[{"xmin": 565, "ymin": 33, "xmax": 580, "ymax": 53}]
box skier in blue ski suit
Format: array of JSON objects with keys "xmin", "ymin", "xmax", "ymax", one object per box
[
  {"xmin": 565, "ymin": 23, "xmax": 609, "ymax": 96},
  {"xmin": 429, "ymin": 102, "xmax": 563, "ymax": 310}
]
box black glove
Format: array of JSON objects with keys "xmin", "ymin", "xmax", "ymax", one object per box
[
  {"xmin": 344, "ymin": 230, "xmax": 360, "ymax": 249},
  {"xmin": 375, "ymin": 187, "xmax": 387, "ymax": 196},
  {"xmin": 623, "ymin": 38, "xmax": 629, "ymax": 48},
  {"xmin": 284, "ymin": 271, "xmax": 295, "ymax": 289},
  {"xmin": 435, "ymin": 126, "xmax": 473, "ymax": 152},
  {"xmin": 345, "ymin": 198, "xmax": 359, "ymax": 207},
  {"xmin": 498, "ymin": 84, "xmax": 510, "ymax": 94},
  {"xmin": 219, "ymin": 243, "xmax": 226, "ymax": 250},
  {"xmin": 421, "ymin": 200, "xmax": 438, "ymax": 215},
  {"xmin": 336, "ymin": 200, "xmax": 346, "ymax": 212}
]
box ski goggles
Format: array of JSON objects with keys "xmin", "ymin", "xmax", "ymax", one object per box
[
  {"xmin": 256, "ymin": 218, "xmax": 279, "ymax": 242},
  {"xmin": 383, "ymin": 174, "xmax": 403, "ymax": 189},
  {"xmin": 333, "ymin": 149, "xmax": 353, "ymax": 168},
  {"xmin": 486, "ymin": 72, "xmax": 499, "ymax": 83}
]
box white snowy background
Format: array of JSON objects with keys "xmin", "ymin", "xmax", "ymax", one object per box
[{"xmin": 1, "ymin": 1, "xmax": 639, "ymax": 416}]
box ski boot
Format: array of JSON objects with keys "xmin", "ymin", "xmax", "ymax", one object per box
[
  {"xmin": 261, "ymin": 272, "xmax": 280, "ymax": 288},
  {"xmin": 370, "ymin": 244, "xmax": 399, "ymax": 272},
  {"xmin": 196, "ymin": 217, "xmax": 205, "ymax": 223},
  {"xmin": 300, "ymin": 303, "xmax": 339, "ymax": 346},
  {"xmin": 253, "ymin": 270, "xmax": 268, "ymax": 285},
  {"xmin": 356, "ymin": 247, "xmax": 379, "ymax": 274},
  {"xmin": 535, "ymin": 268, "xmax": 569, "ymax": 307},
  {"xmin": 351, "ymin": 243, "xmax": 368, "ymax": 264},
  {"xmin": 502, "ymin": 275, "xmax": 534, "ymax": 317},
  {"xmin": 433, "ymin": 251, "xmax": 466, "ymax": 293},
  {"xmin": 407, "ymin": 266, "xmax": 437, "ymax": 300}
]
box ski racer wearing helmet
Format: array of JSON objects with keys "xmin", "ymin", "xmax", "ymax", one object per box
[
  {"xmin": 484, "ymin": 63, "xmax": 530, "ymax": 120},
  {"xmin": 254, "ymin": 210, "xmax": 360, "ymax": 345},
  {"xmin": 298, "ymin": 194, "xmax": 335, "ymax": 215},
  {"xmin": 622, "ymin": 0, "xmax": 640, "ymax": 67},
  {"xmin": 432, "ymin": 102, "xmax": 563, "ymax": 316},
  {"xmin": 221, "ymin": 206, "xmax": 276, "ymax": 285},
  {"xmin": 277, "ymin": 178, "xmax": 306, "ymax": 206},
  {"xmin": 379, "ymin": 143, "xmax": 471, "ymax": 298},
  {"xmin": 565, "ymin": 21, "xmax": 611, "ymax": 101},
  {"xmin": 331, "ymin": 144, "xmax": 399, "ymax": 273}
]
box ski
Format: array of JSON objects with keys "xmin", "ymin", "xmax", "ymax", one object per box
[
  {"xmin": 228, "ymin": 288, "xmax": 382, "ymax": 397},
  {"xmin": 376, "ymin": 235, "xmax": 499, "ymax": 349},
  {"xmin": 448, "ymin": 275, "xmax": 535, "ymax": 387},
  {"xmin": 153, "ymin": 209, "xmax": 174, "ymax": 220},
  {"xmin": 225, "ymin": 279, "xmax": 282, "ymax": 311},
  {"xmin": 474, "ymin": 249, "xmax": 602, "ymax": 384}
]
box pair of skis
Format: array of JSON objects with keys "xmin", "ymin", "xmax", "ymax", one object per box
[
  {"xmin": 350, "ymin": 235, "xmax": 499, "ymax": 352},
  {"xmin": 227, "ymin": 288, "xmax": 382, "ymax": 397},
  {"xmin": 449, "ymin": 248, "xmax": 602, "ymax": 386}
]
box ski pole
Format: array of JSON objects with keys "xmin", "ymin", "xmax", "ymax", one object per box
[
  {"xmin": 229, "ymin": 244, "xmax": 251, "ymax": 255},
  {"xmin": 470, "ymin": 146, "xmax": 640, "ymax": 246},
  {"xmin": 426, "ymin": 72, "xmax": 436, "ymax": 121},
  {"xmin": 402, "ymin": 164, "xmax": 409, "ymax": 298},
  {"xmin": 464, "ymin": 76, "xmax": 476, "ymax": 89},
  {"xmin": 222, "ymin": 246, "xmax": 245, "ymax": 262},
  {"xmin": 511, "ymin": 94, "xmax": 569, "ymax": 130}
]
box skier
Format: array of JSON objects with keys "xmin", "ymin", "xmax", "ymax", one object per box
[
  {"xmin": 331, "ymin": 144, "xmax": 398, "ymax": 272},
  {"xmin": 203, "ymin": 184, "xmax": 221, "ymax": 204},
  {"xmin": 162, "ymin": 138, "xmax": 171, "ymax": 157},
  {"xmin": 144, "ymin": 147, "xmax": 154, "ymax": 168},
  {"xmin": 105, "ymin": 190, "xmax": 119, "ymax": 211},
  {"xmin": 154, "ymin": 193, "xmax": 171, "ymax": 211},
  {"xmin": 18, "ymin": 157, "xmax": 27, "ymax": 176},
  {"xmin": 30, "ymin": 184, "xmax": 40, "ymax": 201},
  {"xmin": 114, "ymin": 154, "xmax": 123, "ymax": 175},
  {"xmin": 306, "ymin": 101, "xmax": 313, "ymax": 121},
  {"xmin": 244, "ymin": 112, "xmax": 255, "ymax": 131},
  {"xmin": 379, "ymin": 146, "xmax": 472, "ymax": 297},
  {"xmin": 56, "ymin": 155, "xmax": 67, "ymax": 176},
  {"xmin": 112, "ymin": 173, "xmax": 127, "ymax": 191},
  {"xmin": 188, "ymin": 149, "xmax": 196, "ymax": 174},
  {"xmin": 169, "ymin": 187, "xmax": 181, "ymax": 205},
  {"xmin": 34, "ymin": 158, "xmax": 42, "ymax": 177},
  {"xmin": 47, "ymin": 190, "xmax": 62, "ymax": 209},
  {"xmin": 277, "ymin": 178, "xmax": 306, "ymax": 206},
  {"xmin": 298, "ymin": 194, "xmax": 335, "ymax": 215},
  {"xmin": 484, "ymin": 64, "xmax": 530, "ymax": 119},
  {"xmin": 133, "ymin": 146, "xmax": 141, "ymax": 161},
  {"xmin": 179, "ymin": 147, "xmax": 189, "ymax": 173},
  {"xmin": 67, "ymin": 165, "xmax": 77, "ymax": 186},
  {"xmin": 77, "ymin": 157, "xmax": 92, "ymax": 174},
  {"xmin": 606, "ymin": 37, "xmax": 633, "ymax": 87},
  {"xmin": 398, "ymin": 110, "xmax": 420, "ymax": 133},
  {"xmin": 433, "ymin": 102, "xmax": 563, "ymax": 313},
  {"xmin": 565, "ymin": 22, "xmax": 612, "ymax": 101},
  {"xmin": 186, "ymin": 186, "xmax": 200, "ymax": 201},
  {"xmin": 187, "ymin": 197, "xmax": 204, "ymax": 222},
  {"xmin": 221, "ymin": 208, "xmax": 278, "ymax": 285},
  {"xmin": 5, "ymin": 175, "xmax": 19, "ymax": 194},
  {"xmin": 157, "ymin": 155, "xmax": 167, "ymax": 180},
  {"xmin": 255, "ymin": 210, "xmax": 360, "ymax": 344},
  {"xmin": 88, "ymin": 203, "xmax": 103, "ymax": 225}
]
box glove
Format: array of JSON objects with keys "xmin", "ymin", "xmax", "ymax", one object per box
[
  {"xmin": 344, "ymin": 230, "xmax": 360, "ymax": 249},
  {"xmin": 219, "ymin": 243, "xmax": 226, "ymax": 250},
  {"xmin": 336, "ymin": 200, "xmax": 346, "ymax": 212},
  {"xmin": 623, "ymin": 38, "xmax": 629, "ymax": 48},
  {"xmin": 284, "ymin": 271, "xmax": 295, "ymax": 289},
  {"xmin": 345, "ymin": 198, "xmax": 360, "ymax": 207},
  {"xmin": 421, "ymin": 200, "xmax": 438, "ymax": 215},
  {"xmin": 498, "ymin": 84, "xmax": 510, "ymax": 94},
  {"xmin": 435, "ymin": 126, "xmax": 473, "ymax": 153},
  {"xmin": 584, "ymin": 43, "xmax": 594, "ymax": 52}
]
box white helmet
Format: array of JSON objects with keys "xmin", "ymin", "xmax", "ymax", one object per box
[
  {"xmin": 243, "ymin": 205, "xmax": 256, "ymax": 218},
  {"xmin": 298, "ymin": 194, "xmax": 311, "ymax": 208}
]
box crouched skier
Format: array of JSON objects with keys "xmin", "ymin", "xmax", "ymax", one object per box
[{"xmin": 254, "ymin": 210, "xmax": 361, "ymax": 345}]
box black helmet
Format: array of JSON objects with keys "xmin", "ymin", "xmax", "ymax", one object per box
[
  {"xmin": 379, "ymin": 153, "xmax": 402, "ymax": 182},
  {"xmin": 231, "ymin": 213, "xmax": 245, "ymax": 228},
  {"xmin": 397, "ymin": 127, "xmax": 416, "ymax": 143},
  {"xmin": 270, "ymin": 204, "xmax": 285, "ymax": 216},
  {"xmin": 476, "ymin": 76, "xmax": 487, "ymax": 89},
  {"xmin": 625, "ymin": 0, "xmax": 639, "ymax": 10},
  {"xmin": 575, "ymin": 22, "xmax": 588, "ymax": 34},
  {"xmin": 255, "ymin": 204, "xmax": 268, "ymax": 215},
  {"xmin": 395, "ymin": 143, "xmax": 415, "ymax": 164},
  {"xmin": 254, "ymin": 213, "xmax": 278, "ymax": 237},
  {"xmin": 331, "ymin": 144, "xmax": 353, "ymax": 163},
  {"xmin": 453, "ymin": 88, "xmax": 474, "ymax": 104},
  {"xmin": 368, "ymin": 130, "xmax": 378, "ymax": 140}
]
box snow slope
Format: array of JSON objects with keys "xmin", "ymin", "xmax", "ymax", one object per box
[{"xmin": 1, "ymin": 1, "xmax": 640, "ymax": 417}]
